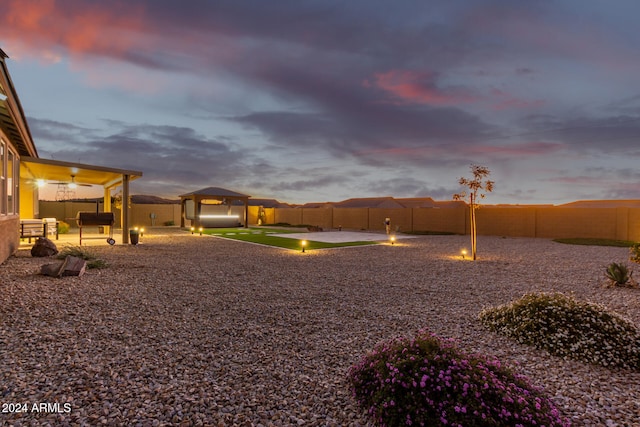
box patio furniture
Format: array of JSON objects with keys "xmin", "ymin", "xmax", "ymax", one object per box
[{"xmin": 20, "ymin": 218, "xmax": 59, "ymax": 243}]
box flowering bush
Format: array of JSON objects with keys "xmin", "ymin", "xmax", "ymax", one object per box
[
  {"xmin": 348, "ymin": 331, "xmax": 569, "ymax": 426},
  {"xmin": 479, "ymin": 293, "xmax": 640, "ymax": 370}
]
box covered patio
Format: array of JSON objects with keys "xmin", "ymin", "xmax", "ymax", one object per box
[{"xmin": 20, "ymin": 157, "xmax": 142, "ymax": 244}]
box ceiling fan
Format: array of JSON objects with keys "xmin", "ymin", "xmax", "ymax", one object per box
[{"xmin": 49, "ymin": 175, "xmax": 92, "ymax": 188}]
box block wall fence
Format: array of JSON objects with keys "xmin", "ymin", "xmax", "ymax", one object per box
[{"xmin": 38, "ymin": 201, "xmax": 640, "ymax": 241}]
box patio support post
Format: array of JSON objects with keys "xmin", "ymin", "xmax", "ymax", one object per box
[
  {"xmin": 121, "ymin": 174, "xmax": 130, "ymax": 244},
  {"xmin": 103, "ymin": 186, "xmax": 111, "ymax": 236}
]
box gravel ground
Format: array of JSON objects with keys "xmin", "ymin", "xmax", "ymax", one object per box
[{"xmin": 1, "ymin": 229, "xmax": 639, "ymax": 426}]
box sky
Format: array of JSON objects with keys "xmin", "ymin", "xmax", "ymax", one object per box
[{"xmin": 2, "ymin": 0, "xmax": 640, "ymax": 205}]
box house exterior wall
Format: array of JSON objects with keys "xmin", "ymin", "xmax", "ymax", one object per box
[
  {"xmin": 0, "ymin": 216, "xmax": 18, "ymax": 262},
  {"xmin": 1, "ymin": 50, "xmax": 39, "ymax": 264},
  {"xmin": 19, "ymin": 180, "xmax": 37, "ymax": 218},
  {"xmin": 0, "ymin": 132, "xmax": 21, "ymax": 263}
]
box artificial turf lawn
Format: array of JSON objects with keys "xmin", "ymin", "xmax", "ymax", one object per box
[
  {"xmin": 553, "ymin": 238, "xmax": 636, "ymax": 247},
  {"xmin": 199, "ymin": 227, "xmax": 379, "ymax": 251}
]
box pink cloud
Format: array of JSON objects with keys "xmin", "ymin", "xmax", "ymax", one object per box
[
  {"xmin": 366, "ymin": 69, "xmax": 477, "ymax": 106},
  {"xmin": 2, "ymin": 0, "xmax": 147, "ymax": 56}
]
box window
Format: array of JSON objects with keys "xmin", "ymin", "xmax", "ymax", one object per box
[
  {"xmin": 0, "ymin": 140, "xmax": 5, "ymax": 215},
  {"xmin": 0, "ymin": 140, "xmax": 18, "ymax": 215},
  {"xmin": 7, "ymin": 148, "xmax": 14, "ymax": 214}
]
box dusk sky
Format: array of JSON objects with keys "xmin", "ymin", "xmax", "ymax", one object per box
[{"xmin": 2, "ymin": 0, "xmax": 640, "ymax": 204}]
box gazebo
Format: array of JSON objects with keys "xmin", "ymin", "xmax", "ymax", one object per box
[{"xmin": 180, "ymin": 187, "xmax": 250, "ymax": 229}]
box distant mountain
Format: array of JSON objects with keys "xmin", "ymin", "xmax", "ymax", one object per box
[{"xmin": 131, "ymin": 195, "xmax": 180, "ymax": 204}]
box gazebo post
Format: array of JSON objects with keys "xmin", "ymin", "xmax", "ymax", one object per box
[
  {"xmin": 244, "ymin": 199, "xmax": 249, "ymax": 228},
  {"xmin": 180, "ymin": 199, "xmax": 185, "ymax": 228},
  {"xmin": 195, "ymin": 195, "xmax": 202, "ymax": 229}
]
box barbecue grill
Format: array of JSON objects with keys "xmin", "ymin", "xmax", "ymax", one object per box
[{"xmin": 76, "ymin": 211, "xmax": 116, "ymax": 245}]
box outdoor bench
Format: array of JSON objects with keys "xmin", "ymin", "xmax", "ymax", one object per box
[{"xmin": 19, "ymin": 218, "xmax": 59, "ymax": 243}]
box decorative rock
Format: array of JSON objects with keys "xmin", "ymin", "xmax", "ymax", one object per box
[
  {"xmin": 30, "ymin": 237, "xmax": 58, "ymax": 257},
  {"xmin": 40, "ymin": 256, "xmax": 87, "ymax": 278},
  {"xmin": 1, "ymin": 230, "xmax": 639, "ymax": 425}
]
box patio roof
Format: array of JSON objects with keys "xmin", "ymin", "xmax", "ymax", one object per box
[
  {"xmin": 179, "ymin": 187, "xmax": 249, "ymax": 198},
  {"xmin": 20, "ymin": 157, "xmax": 142, "ymax": 188}
]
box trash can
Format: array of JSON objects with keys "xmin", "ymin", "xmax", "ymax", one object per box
[{"xmin": 129, "ymin": 229, "xmax": 139, "ymax": 245}]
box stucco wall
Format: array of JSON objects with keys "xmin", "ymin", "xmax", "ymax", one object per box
[
  {"xmin": 410, "ymin": 208, "xmax": 466, "ymax": 234},
  {"xmin": 130, "ymin": 204, "xmax": 182, "ymax": 227},
  {"xmin": 35, "ymin": 201, "xmax": 640, "ymax": 241},
  {"xmin": 274, "ymin": 208, "xmax": 303, "ymax": 226},
  {"xmin": 476, "ymin": 208, "xmax": 537, "ymax": 237},
  {"xmin": 534, "ymin": 208, "xmax": 617, "ymax": 239},
  {"xmin": 368, "ymin": 208, "xmax": 412, "ymax": 232},
  {"xmin": 333, "ymin": 208, "xmax": 370, "ymax": 230}
]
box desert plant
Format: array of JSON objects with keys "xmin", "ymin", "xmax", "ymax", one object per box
[
  {"xmin": 479, "ymin": 293, "xmax": 640, "ymax": 370},
  {"xmin": 348, "ymin": 331, "xmax": 569, "ymax": 426},
  {"xmin": 57, "ymin": 245, "xmax": 107, "ymax": 269},
  {"xmin": 453, "ymin": 164, "xmax": 494, "ymax": 260},
  {"xmin": 605, "ymin": 262, "xmax": 635, "ymax": 287}
]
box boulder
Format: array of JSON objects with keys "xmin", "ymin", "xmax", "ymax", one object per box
[
  {"xmin": 31, "ymin": 237, "xmax": 59, "ymax": 257},
  {"xmin": 40, "ymin": 256, "xmax": 87, "ymax": 278}
]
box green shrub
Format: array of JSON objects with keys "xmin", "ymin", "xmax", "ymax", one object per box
[
  {"xmin": 479, "ymin": 293, "xmax": 640, "ymax": 370},
  {"xmin": 57, "ymin": 221, "xmax": 70, "ymax": 234},
  {"xmin": 348, "ymin": 331, "xmax": 569, "ymax": 426},
  {"xmin": 57, "ymin": 245, "xmax": 107, "ymax": 269},
  {"xmin": 605, "ymin": 262, "xmax": 635, "ymax": 287},
  {"xmin": 163, "ymin": 220, "xmax": 175, "ymax": 226}
]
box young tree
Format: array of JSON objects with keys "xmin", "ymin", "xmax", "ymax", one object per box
[{"xmin": 453, "ymin": 165, "xmax": 494, "ymax": 260}]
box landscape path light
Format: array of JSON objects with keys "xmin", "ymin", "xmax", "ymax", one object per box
[
  {"xmin": 199, "ymin": 227, "xmax": 204, "ymax": 236},
  {"xmin": 461, "ymin": 249, "xmax": 467, "ymax": 259},
  {"xmin": 190, "ymin": 226, "xmax": 195, "ymax": 234},
  {"xmin": 301, "ymin": 240, "xmax": 307, "ymax": 253}
]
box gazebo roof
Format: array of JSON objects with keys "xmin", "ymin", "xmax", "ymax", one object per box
[{"xmin": 179, "ymin": 187, "xmax": 250, "ymax": 199}]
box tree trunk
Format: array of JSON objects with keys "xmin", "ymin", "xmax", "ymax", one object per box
[{"xmin": 470, "ymin": 194, "xmax": 477, "ymax": 260}]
